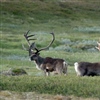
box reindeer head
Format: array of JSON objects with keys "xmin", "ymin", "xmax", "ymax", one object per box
[{"xmin": 23, "ymin": 30, "xmax": 55, "ymax": 61}]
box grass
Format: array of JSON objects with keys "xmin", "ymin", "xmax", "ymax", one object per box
[
  {"xmin": 1, "ymin": 0, "xmax": 100, "ymax": 32},
  {"xmin": 0, "ymin": 51, "xmax": 100, "ymax": 98},
  {"xmin": 0, "ymin": 0, "xmax": 100, "ymax": 99},
  {"xmin": 0, "ymin": 75, "xmax": 100, "ymax": 98}
]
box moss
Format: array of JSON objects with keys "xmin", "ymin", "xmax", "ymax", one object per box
[{"xmin": 12, "ymin": 68, "xmax": 27, "ymax": 75}]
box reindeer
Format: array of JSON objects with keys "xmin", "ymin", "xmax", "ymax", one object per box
[
  {"xmin": 23, "ymin": 31, "xmax": 68, "ymax": 76},
  {"xmin": 74, "ymin": 41, "xmax": 100, "ymax": 76},
  {"xmin": 95, "ymin": 41, "xmax": 100, "ymax": 51},
  {"xmin": 74, "ymin": 62, "xmax": 100, "ymax": 76}
]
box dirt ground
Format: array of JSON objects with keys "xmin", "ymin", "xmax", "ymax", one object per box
[{"xmin": 0, "ymin": 91, "xmax": 99, "ymax": 100}]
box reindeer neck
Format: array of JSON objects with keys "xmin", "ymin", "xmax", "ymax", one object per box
[
  {"xmin": 35, "ymin": 56, "xmax": 44, "ymax": 65},
  {"xmin": 34, "ymin": 56, "xmax": 45, "ymax": 70}
]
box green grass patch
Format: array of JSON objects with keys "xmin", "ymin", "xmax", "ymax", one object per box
[{"xmin": 0, "ymin": 75, "xmax": 100, "ymax": 98}]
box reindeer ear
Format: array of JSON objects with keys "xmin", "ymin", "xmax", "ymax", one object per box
[{"xmin": 30, "ymin": 42, "xmax": 35, "ymax": 48}]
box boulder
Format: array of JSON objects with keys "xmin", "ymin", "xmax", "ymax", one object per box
[{"xmin": 0, "ymin": 68, "xmax": 27, "ymax": 76}]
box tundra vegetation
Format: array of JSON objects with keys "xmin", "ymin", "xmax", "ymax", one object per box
[{"xmin": 0, "ymin": 0, "xmax": 100, "ymax": 99}]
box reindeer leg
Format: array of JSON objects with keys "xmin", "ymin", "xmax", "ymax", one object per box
[
  {"xmin": 46, "ymin": 72, "xmax": 50, "ymax": 76},
  {"xmin": 63, "ymin": 61, "xmax": 67, "ymax": 76},
  {"xmin": 44, "ymin": 69, "xmax": 50, "ymax": 76},
  {"xmin": 63, "ymin": 67, "xmax": 67, "ymax": 76},
  {"xmin": 44, "ymin": 70, "xmax": 47, "ymax": 76}
]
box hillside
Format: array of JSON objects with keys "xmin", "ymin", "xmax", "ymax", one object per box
[
  {"xmin": 1, "ymin": 0, "xmax": 100, "ymax": 53},
  {"xmin": 1, "ymin": 0, "xmax": 100, "ymax": 31}
]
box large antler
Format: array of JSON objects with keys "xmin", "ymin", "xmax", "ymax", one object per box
[
  {"xmin": 37, "ymin": 32, "xmax": 55, "ymax": 52},
  {"xmin": 22, "ymin": 30, "xmax": 36, "ymax": 51},
  {"xmin": 96, "ymin": 41, "xmax": 100, "ymax": 51},
  {"xmin": 29, "ymin": 32, "xmax": 55, "ymax": 54},
  {"xmin": 23, "ymin": 31, "xmax": 55, "ymax": 53}
]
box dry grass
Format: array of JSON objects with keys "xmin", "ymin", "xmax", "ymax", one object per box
[{"xmin": 0, "ymin": 91, "xmax": 99, "ymax": 100}]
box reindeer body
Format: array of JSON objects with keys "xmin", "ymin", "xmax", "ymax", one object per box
[
  {"xmin": 74, "ymin": 41, "xmax": 100, "ymax": 76},
  {"xmin": 31, "ymin": 56, "xmax": 67, "ymax": 76},
  {"xmin": 74, "ymin": 62, "xmax": 100, "ymax": 76}
]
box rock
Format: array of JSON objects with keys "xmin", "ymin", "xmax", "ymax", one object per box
[{"xmin": 0, "ymin": 68, "xmax": 27, "ymax": 76}]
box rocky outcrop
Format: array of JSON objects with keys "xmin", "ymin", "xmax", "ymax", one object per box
[{"xmin": 0, "ymin": 68, "xmax": 27, "ymax": 76}]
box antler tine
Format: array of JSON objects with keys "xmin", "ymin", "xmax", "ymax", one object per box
[
  {"xmin": 38, "ymin": 32, "xmax": 55, "ymax": 52},
  {"xmin": 22, "ymin": 44, "xmax": 29, "ymax": 51},
  {"xmin": 24, "ymin": 30, "xmax": 36, "ymax": 46},
  {"xmin": 25, "ymin": 30, "xmax": 30, "ymax": 35},
  {"xmin": 24, "ymin": 30, "xmax": 31, "ymax": 46},
  {"xmin": 27, "ymin": 34, "xmax": 35, "ymax": 38}
]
